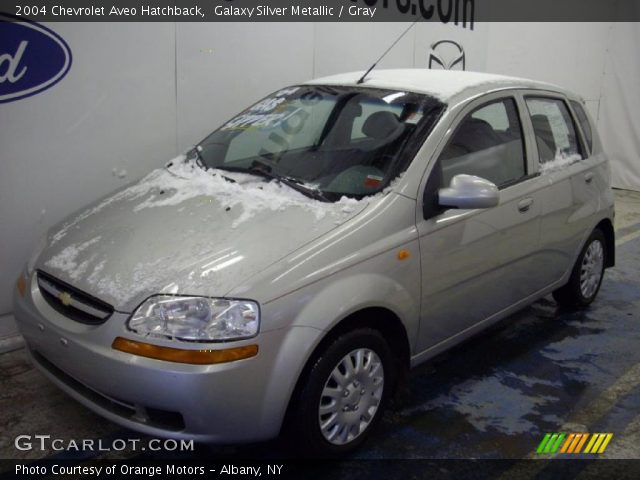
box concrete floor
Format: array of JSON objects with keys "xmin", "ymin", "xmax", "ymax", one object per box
[{"xmin": 1, "ymin": 189, "xmax": 639, "ymax": 465}]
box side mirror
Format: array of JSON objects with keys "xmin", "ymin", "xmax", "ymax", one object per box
[{"xmin": 438, "ymin": 174, "xmax": 499, "ymax": 209}]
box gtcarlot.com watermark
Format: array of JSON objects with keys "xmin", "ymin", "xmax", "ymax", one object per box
[{"xmin": 15, "ymin": 434, "xmax": 194, "ymax": 453}]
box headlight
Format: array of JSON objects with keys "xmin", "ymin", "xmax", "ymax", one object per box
[{"xmin": 128, "ymin": 296, "xmax": 260, "ymax": 342}]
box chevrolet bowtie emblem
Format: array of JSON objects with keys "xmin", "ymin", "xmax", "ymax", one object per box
[{"xmin": 58, "ymin": 292, "xmax": 72, "ymax": 306}]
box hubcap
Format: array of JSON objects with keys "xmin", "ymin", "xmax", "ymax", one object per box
[
  {"xmin": 318, "ymin": 348, "xmax": 384, "ymax": 445},
  {"xmin": 580, "ymin": 239, "xmax": 604, "ymax": 299}
]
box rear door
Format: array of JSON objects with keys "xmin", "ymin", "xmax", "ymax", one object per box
[
  {"xmin": 415, "ymin": 91, "xmax": 548, "ymax": 352},
  {"xmin": 522, "ymin": 93, "xmax": 599, "ymax": 285}
]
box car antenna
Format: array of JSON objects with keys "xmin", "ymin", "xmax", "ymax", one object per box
[{"xmin": 357, "ymin": 19, "xmax": 421, "ymax": 85}]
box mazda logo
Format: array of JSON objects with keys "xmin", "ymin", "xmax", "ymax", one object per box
[{"xmin": 428, "ymin": 40, "xmax": 465, "ymax": 71}]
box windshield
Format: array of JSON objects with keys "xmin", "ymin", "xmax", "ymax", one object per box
[{"xmin": 194, "ymin": 85, "xmax": 444, "ymax": 201}]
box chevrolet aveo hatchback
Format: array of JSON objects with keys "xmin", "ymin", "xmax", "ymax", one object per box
[{"xmin": 15, "ymin": 70, "xmax": 615, "ymax": 455}]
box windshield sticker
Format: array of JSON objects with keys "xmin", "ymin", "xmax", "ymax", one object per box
[
  {"xmin": 274, "ymin": 86, "xmax": 300, "ymax": 97},
  {"xmin": 405, "ymin": 112, "xmax": 423, "ymax": 124},
  {"xmin": 364, "ymin": 175, "xmax": 384, "ymax": 188},
  {"xmin": 248, "ymin": 96, "xmax": 287, "ymax": 113},
  {"xmin": 222, "ymin": 107, "xmax": 303, "ymax": 131}
]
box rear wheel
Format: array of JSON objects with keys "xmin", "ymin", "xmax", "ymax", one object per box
[
  {"xmin": 553, "ymin": 229, "xmax": 606, "ymax": 308},
  {"xmin": 288, "ymin": 328, "xmax": 394, "ymax": 456}
]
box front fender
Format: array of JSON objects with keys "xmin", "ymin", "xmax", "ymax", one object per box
[
  {"xmin": 294, "ymin": 272, "xmax": 418, "ymax": 336},
  {"xmin": 258, "ymin": 268, "xmax": 420, "ymax": 435},
  {"xmin": 261, "ymin": 249, "xmax": 421, "ymax": 353}
]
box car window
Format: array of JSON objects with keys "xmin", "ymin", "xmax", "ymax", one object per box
[
  {"xmin": 438, "ymin": 98, "xmax": 526, "ymax": 188},
  {"xmin": 351, "ymin": 99, "xmax": 404, "ymax": 140},
  {"xmin": 225, "ymin": 96, "xmax": 334, "ymax": 162},
  {"xmin": 570, "ymin": 100, "xmax": 594, "ymax": 153},
  {"xmin": 526, "ymin": 97, "xmax": 583, "ymax": 164},
  {"xmin": 197, "ymin": 86, "xmax": 444, "ymax": 200},
  {"xmin": 471, "ymin": 101, "xmax": 510, "ymax": 131}
]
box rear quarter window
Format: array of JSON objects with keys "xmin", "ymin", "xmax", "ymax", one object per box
[
  {"xmin": 525, "ymin": 97, "xmax": 583, "ymax": 165},
  {"xmin": 570, "ymin": 100, "xmax": 594, "ymax": 153}
]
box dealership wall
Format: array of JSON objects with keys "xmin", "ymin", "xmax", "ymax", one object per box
[{"xmin": 1, "ymin": 21, "xmax": 638, "ymax": 328}]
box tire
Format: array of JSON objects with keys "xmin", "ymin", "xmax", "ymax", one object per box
[
  {"xmin": 287, "ymin": 328, "xmax": 395, "ymax": 457},
  {"xmin": 553, "ymin": 229, "xmax": 606, "ymax": 308}
]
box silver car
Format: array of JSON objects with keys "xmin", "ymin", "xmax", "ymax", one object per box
[{"xmin": 14, "ymin": 70, "xmax": 614, "ymax": 455}]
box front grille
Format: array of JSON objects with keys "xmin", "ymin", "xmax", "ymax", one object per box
[
  {"xmin": 32, "ymin": 349, "xmax": 185, "ymax": 431},
  {"xmin": 37, "ymin": 270, "xmax": 113, "ymax": 325}
]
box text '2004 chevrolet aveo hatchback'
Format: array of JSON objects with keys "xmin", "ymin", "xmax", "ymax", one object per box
[{"xmin": 14, "ymin": 70, "xmax": 615, "ymax": 455}]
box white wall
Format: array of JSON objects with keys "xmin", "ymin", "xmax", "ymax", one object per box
[
  {"xmin": 1, "ymin": 21, "xmax": 638, "ymax": 327},
  {"xmin": 597, "ymin": 23, "xmax": 640, "ymax": 191},
  {"xmin": 485, "ymin": 22, "xmax": 640, "ymax": 191},
  {"xmin": 176, "ymin": 23, "xmax": 315, "ymax": 150},
  {"xmin": 0, "ymin": 23, "xmax": 177, "ymax": 317},
  {"xmin": 485, "ymin": 23, "xmax": 611, "ymax": 120}
]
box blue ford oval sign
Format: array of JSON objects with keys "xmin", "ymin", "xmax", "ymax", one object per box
[{"xmin": 0, "ymin": 15, "xmax": 72, "ymax": 103}]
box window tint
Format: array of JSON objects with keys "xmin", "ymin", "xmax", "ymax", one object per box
[
  {"xmin": 225, "ymin": 98, "xmax": 333, "ymax": 163},
  {"xmin": 439, "ymin": 98, "xmax": 526, "ymax": 188},
  {"xmin": 197, "ymin": 86, "xmax": 444, "ymax": 200},
  {"xmin": 526, "ymin": 97, "xmax": 583, "ymax": 163},
  {"xmin": 351, "ymin": 99, "xmax": 404, "ymax": 140},
  {"xmin": 471, "ymin": 101, "xmax": 510, "ymax": 130},
  {"xmin": 570, "ymin": 100, "xmax": 593, "ymax": 152}
]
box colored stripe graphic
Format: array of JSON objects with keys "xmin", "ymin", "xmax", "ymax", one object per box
[
  {"xmin": 574, "ymin": 433, "xmax": 589, "ymax": 453},
  {"xmin": 560, "ymin": 433, "xmax": 575, "ymax": 453},
  {"xmin": 544, "ymin": 433, "xmax": 559, "ymax": 453},
  {"xmin": 537, "ymin": 433, "xmax": 613, "ymax": 455},
  {"xmin": 551, "ymin": 433, "xmax": 566, "ymax": 453},
  {"xmin": 597, "ymin": 433, "xmax": 613, "ymax": 453},
  {"xmin": 585, "ymin": 433, "xmax": 613, "ymax": 454},
  {"xmin": 536, "ymin": 433, "xmax": 552, "ymax": 454}
]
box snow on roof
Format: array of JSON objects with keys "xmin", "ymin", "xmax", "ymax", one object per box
[{"xmin": 306, "ymin": 69, "xmax": 563, "ymax": 102}]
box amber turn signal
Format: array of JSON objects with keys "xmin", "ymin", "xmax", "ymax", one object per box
[
  {"xmin": 397, "ymin": 249, "xmax": 411, "ymax": 261},
  {"xmin": 112, "ymin": 337, "xmax": 258, "ymax": 365},
  {"xmin": 16, "ymin": 273, "xmax": 27, "ymax": 298}
]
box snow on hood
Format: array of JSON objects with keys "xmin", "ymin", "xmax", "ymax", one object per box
[
  {"xmin": 51, "ymin": 157, "xmax": 362, "ymax": 243},
  {"xmin": 40, "ymin": 157, "xmax": 382, "ymax": 311}
]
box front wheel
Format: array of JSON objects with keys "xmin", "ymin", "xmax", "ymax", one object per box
[
  {"xmin": 553, "ymin": 229, "xmax": 606, "ymax": 308},
  {"xmin": 287, "ymin": 328, "xmax": 395, "ymax": 456}
]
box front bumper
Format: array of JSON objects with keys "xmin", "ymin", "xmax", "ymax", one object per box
[{"xmin": 13, "ymin": 272, "xmax": 321, "ymax": 443}]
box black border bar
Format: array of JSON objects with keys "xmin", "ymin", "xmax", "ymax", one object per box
[{"xmin": 1, "ymin": 0, "xmax": 640, "ymax": 23}]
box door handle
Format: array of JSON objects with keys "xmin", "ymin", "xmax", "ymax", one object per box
[
  {"xmin": 518, "ymin": 198, "xmax": 534, "ymax": 213},
  {"xmin": 584, "ymin": 172, "xmax": 594, "ymax": 184}
]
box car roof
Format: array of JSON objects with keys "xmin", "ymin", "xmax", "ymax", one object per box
[{"xmin": 305, "ymin": 69, "xmax": 575, "ymax": 104}]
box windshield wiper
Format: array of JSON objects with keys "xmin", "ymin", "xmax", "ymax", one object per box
[
  {"xmin": 217, "ymin": 162, "xmax": 330, "ymax": 202},
  {"xmin": 187, "ymin": 146, "xmax": 206, "ymax": 168},
  {"xmin": 187, "ymin": 146, "xmax": 237, "ymax": 183}
]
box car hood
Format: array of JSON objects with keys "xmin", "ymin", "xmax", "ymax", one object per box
[{"xmin": 37, "ymin": 161, "xmax": 369, "ymax": 312}]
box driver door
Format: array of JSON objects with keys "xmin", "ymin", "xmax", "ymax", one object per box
[{"xmin": 416, "ymin": 92, "xmax": 548, "ymax": 353}]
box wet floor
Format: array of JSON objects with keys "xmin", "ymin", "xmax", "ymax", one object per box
[{"xmin": 1, "ymin": 190, "xmax": 639, "ymax": 465}]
